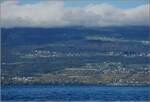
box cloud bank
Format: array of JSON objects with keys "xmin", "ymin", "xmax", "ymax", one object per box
[{"xmin": 0, "ymin": 1, "xmax": 149, "ymax": 28}]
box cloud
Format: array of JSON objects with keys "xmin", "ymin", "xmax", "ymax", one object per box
[{"xmin": 0, "ymin": 1, "xmax": 149, "ymax": 28}]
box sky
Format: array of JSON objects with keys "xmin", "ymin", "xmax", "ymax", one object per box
[
  {"xmin": 0, "ymin": 0, "xmax": 149, "ymax": 28},
  {"xmin": 1, "ymin": 0, "xmax": 148, "ymax": 8}
]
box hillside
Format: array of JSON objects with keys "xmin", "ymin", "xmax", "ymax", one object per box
[{"xmin": 1, "ymin": 26, "xmax": 150, "ymax": 85}]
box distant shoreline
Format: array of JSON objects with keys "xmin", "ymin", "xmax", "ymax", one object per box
[{"xmin": 2, "ymin": 83, "xmax": 150, "ymax": 87}]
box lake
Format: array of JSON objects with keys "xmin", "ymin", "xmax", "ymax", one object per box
[{"xmin": 1, "ymin": 85, "xmax": 150, "ymax": 101}]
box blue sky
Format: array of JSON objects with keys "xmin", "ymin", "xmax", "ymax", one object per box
[{"xmin": 5, "ymin": 0, "xmax": 149, "ymax": 8}]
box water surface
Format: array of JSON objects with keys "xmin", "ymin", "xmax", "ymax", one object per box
[{"xmin": 1, "ymin": 85, "xmax": 150, "ymax": 101}]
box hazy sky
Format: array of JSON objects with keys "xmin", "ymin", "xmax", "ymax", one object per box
[{"xmin": 1, "ymin": 0, "xmax": 149, "ymax": 27}]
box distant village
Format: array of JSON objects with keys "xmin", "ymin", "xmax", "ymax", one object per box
[
  {"xmin": 2, "ymin": 61, "xmax": 150, "ymax": 85},
  {"xmin": 19, "ymin": 50, "xmax": 150, "ymax": 58}
]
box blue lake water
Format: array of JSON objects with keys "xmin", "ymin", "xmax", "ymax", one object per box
[{"xmin": 1, "ymin": 85, "xmax": 150, "ymax": 101}]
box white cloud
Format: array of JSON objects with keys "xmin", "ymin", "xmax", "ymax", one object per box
[{"xmin": 0, "ymin": 1, "xmax": 149, "ymax": 28}]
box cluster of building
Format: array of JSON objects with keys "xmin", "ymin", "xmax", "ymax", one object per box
[
  {"xmin": 21, "ymin": 50, "xmax": 150, "ymax": 58},
  {"xmin": 2, "ymin": 62, "xmax": 150, "ymax": 85}
]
